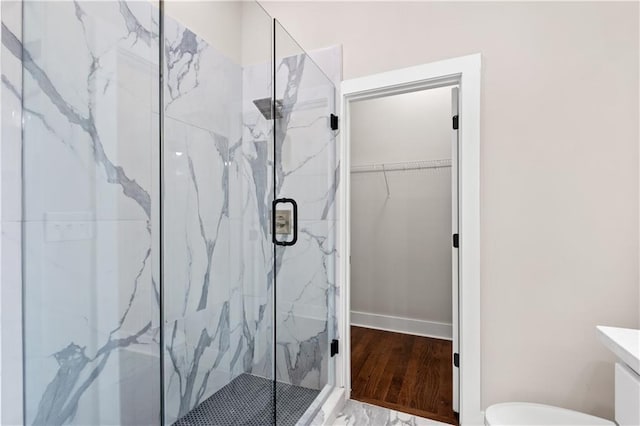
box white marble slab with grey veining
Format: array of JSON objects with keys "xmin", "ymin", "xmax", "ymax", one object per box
[
  {"xmin": 5, "ymin": 2, "xmax": 161, "ymax": 425},
  {"xmin": 334, "ymin": 401, "xmax": 451, "ymax": 426}
]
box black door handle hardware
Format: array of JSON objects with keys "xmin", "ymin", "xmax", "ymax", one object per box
[{"xmin": 272, "ymin": 198, "xmax": 298, "ymax": 246}]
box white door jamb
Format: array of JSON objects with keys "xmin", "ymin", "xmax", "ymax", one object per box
[{"xmin": 336, "ymin": 53, "xmax": 482, "ymax": 425}]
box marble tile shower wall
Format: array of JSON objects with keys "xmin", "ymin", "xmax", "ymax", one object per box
[
  {"xmin": 0, "ymin": 1, "xmax": 341, "ymax": 425},
  {"xmin": 161, "ymin": 12, "xmax": 245, "ymax": 425},
  {"xmin": 15, "ymin": 2, "xmax": 161, "ymax": 425},
  {"xmin": 1, "ymin": 1, "xmax": 25, "ymax": 425},
  {"xmin": 164, "ymin": 23, "xmax": 341, "ymax": 425},
  {"xmin": 239, "ymin": 44, "xmax": 342, "ymax": 392}
]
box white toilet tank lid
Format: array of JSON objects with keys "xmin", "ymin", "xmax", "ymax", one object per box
[{"xmin": 485, "ymin": 403, "xmax": 615, "ymax": 426}]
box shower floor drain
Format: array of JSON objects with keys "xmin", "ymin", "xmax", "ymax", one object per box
[{"xmin": 173, "ymin": 373, "xmax": 319, "ymax": 426}]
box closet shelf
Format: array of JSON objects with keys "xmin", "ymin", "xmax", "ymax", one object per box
[{"xmin": 350, "ymin": 159, "xmax": 452, "ymax": 174}]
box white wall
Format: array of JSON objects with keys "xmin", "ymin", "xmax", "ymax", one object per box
[
  {"xmin": 350, "ymin": 87, "xmax": 453, "ymax": 337},
  {"xmin": 164, "ymin": 0, "xmax": 272, "ymax": 67},
  {"xmin": 164, "ymin": 0, "xmax": 242, "ymax": 63},
  {"xmin": 261, "ymin": 1, "xmax": 640, "ymax": 420}
]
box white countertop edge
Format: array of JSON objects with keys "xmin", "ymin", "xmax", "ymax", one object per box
[{"xmin": 596, "ymin": 325, "xmax": 640, "ymax": 375}]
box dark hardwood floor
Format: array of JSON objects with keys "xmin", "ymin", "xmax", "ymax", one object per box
[{"xmin": 350, "ymin": 326, "xmax": 458, "ymax": 425}]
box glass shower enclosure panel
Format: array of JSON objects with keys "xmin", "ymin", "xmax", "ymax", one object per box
[
  {"xmin": 21, "ymin": 1, "xmax": 161, "ymax": 425},
  {"xmin": 162, "ymin": 2, "xmax": 278, "ymax": 425},
  {"xmin": 272, "ymin": 20, "xmax": 338, "ymax": 417},
  {"xmin": 19, "ymin": 1, "xmax": 336, "ymax": 425}
]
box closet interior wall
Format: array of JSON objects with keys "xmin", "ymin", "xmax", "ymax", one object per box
[{"xmin": 350, "ymin": 87, "xmax": 453, "ymax": 338}]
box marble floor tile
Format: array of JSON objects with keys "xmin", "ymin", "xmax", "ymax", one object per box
[{"xmin": 333, "ymin": 400, "xmax": 451, "ymax": 426}]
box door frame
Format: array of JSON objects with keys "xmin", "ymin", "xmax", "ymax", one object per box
[{"xmin": 336, "ymin": 54, "xmax": 482, "ymax": 425}]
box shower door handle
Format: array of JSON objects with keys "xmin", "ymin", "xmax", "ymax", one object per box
[{"xmin": 272, "ymin": 198, "xmax": 298, "ymax": 246}]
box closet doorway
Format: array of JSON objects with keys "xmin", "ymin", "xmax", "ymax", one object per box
[{"xmin": 348, "ymin": 85, "xmax": 459, "ymax": 425}]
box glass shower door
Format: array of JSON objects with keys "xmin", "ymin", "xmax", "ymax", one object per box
[{"xmin": 272, "ymin": 21, "xmax": 338, "ymax": 422}]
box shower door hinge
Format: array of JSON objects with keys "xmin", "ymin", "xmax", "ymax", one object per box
[
  {"xmin": 453, "ymin": 233, "xmax": 459, "ymax": 248},
  {"xmin": 452, "ymin": 114, "xmax": 459, "ymax": 130},
  {"xmin": 330, "ymin": 114, "xmax": 339, "ymax": 130},
  {"xmin": 330, "ymin": 339, "xmax": 339, "ymax": 357},
  {"xmin": 454, "ymin": 352, "xmax": 460, "ymax": 368}
]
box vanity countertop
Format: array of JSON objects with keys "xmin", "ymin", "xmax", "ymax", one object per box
[{"xmin": 597, "ymin": 326, "xmax": 640, "ymax": 375}]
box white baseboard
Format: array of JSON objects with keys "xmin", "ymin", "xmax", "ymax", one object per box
[{"xmin": 351, "ymin": 311, "xmax": 452, "ymax": 340}]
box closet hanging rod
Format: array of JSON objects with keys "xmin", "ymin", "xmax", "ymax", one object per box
[{"xmin": 351, "ymin": 159, "xmax": 452, "ymax": 174}]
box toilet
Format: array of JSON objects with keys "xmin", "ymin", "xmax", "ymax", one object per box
[{"xmin": 485, "ymin": 402, "xmax": 615, "ymax": 425}]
